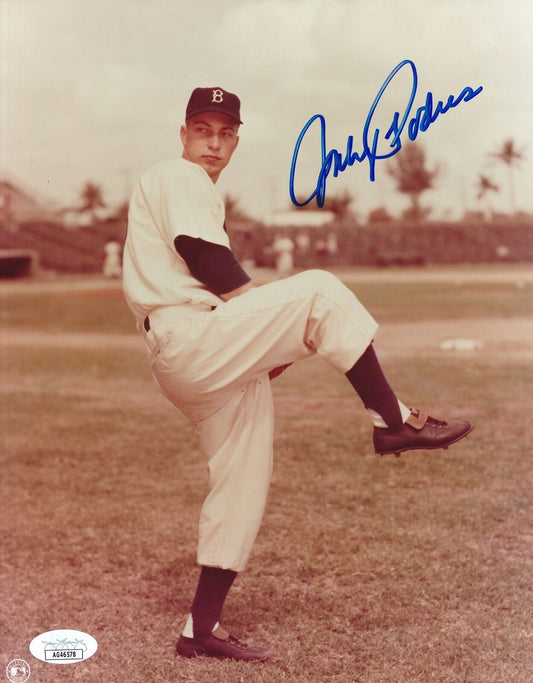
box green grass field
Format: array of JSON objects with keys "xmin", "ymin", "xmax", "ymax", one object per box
[{"xmin": 1, "ymin": 270, "xmax": 532, "ymax": 682}]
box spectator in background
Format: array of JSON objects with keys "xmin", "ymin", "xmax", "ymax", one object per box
[
  {"xmin": 103, "ymin": 240, "xmax": 122, "ymax": 278},
  {"xmin": 326, "ymin": 232, "xmax": 339, "ymax": 266},
  {"xmin": 295, "ymin": 230, "xmax": 311, "ymax": 268},
  {"xmin": 314, "ymin": 236, "xmax": 328, "ymax": 267},
  {"xmin": 272, "ymin": 232, "xmax": 295, "ymax": 276}
]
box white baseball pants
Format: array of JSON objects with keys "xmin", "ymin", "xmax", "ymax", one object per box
[{"xmin": 142, "ymin": 269, "xmax": 379, "ymax": 572}]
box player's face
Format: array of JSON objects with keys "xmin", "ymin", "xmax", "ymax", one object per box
[{"xmin": 181, "ymin": 113, "xmax": 239, "ymax": 182}]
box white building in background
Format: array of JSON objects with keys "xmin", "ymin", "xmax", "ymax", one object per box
[{"xmin": 62, "ymin": 206, "xmax": 114, "ymax": 228}]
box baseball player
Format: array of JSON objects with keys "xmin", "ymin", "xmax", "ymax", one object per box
[{"xmin": 122, "ymin": 87, "xmax": 472, "ymax": 662}]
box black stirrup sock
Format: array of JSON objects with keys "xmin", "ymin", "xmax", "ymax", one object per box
[
  {"xmin": 345, "ymin": 344, "xmax": 403, "ymax": 430},
  {"xmin": 190, "ymin": 566, "xmax": 237, "ymax": 638}
]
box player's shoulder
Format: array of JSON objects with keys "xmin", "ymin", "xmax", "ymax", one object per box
[
  {"xmin": 134, "ymin": 155, "xmax": 224, "ymax": 214},
  {"xmin": 145, "ymin": 157, "xmax": 205, "ymax": 180},
  {"xmin": 139, "ymin": 157, "xmax": 210, "ymax": 194}
]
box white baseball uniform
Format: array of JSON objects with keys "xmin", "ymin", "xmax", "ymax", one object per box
[{"xmin": 123, "ymin": 157, "xmax": 382, "ymax": 572}]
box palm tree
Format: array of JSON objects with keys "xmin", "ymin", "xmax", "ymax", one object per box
[
  {"xmin": 326, "ymin": 190, "xmax": 356, "ymax": 222},
  {"xmin": 475, "ymin": 173, "xmax": 499, "ymax": 219},
  {"xmin": 79, "ymin": 181, "xmax": 106, "ymax": 221},
  {"xmin": 386, "ymin": 142, "xmax": 439, "ymax": 222},
  {"xmin": 490, "ymin": 139, "xmax": 525, "ymax": 216}
]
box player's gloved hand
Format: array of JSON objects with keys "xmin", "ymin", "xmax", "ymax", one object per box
[{"xmin": 268, "ymin": 363, "xmax": 292, "ymax": 380}]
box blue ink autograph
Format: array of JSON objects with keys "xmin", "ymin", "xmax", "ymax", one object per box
[{"xmin": 289, "ymin": 59, "xmax": 483, "ymax": 207}]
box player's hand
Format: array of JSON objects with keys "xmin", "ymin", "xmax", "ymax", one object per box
[{"xmin": 268, "ymin": 363, "xmax": 292, "ymax": 380}]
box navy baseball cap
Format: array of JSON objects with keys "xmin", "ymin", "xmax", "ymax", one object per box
[{"xmin": 186, "ymin": 87, "xmax": 243, "ymax": 124}]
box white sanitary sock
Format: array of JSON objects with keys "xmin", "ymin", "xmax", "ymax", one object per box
[
  {"xmin": 367, "ymin": 400, "xmax": 411, "ymax": 428},
  {"xmin": 182, "ymin": 614, "xmax": 220, "ymax": 638}
]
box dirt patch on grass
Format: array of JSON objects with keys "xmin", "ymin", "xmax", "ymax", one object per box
[{"xmin": 374, "ymin": 316, "xmax": 533, "ymax": 359}]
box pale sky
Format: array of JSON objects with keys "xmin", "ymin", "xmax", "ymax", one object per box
[{"xmin": 1, "ymin": 0, "xmax": 532, "ymax": 222}]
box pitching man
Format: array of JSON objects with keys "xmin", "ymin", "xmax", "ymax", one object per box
[{"xmin": 122, "ymin": 87, "xmax": 472, "ymax": 662}]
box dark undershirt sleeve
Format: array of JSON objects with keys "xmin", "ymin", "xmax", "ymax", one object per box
[{"xmin": 174, "ymin": 235, "xmax": 251, "ymax": 296}]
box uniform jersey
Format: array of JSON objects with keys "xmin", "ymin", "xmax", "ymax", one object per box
[{"xmin": 123, "ymin": 157, "xmax": 241, "ymax": 325}]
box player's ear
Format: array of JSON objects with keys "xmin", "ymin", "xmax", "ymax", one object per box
[{"xmin": 179, "ymin": 124, "xmax": 187, "ymax": 146}]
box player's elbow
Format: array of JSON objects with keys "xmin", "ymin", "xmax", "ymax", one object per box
[{"xmin": 220, "ymin": 281, "xmax": 254, "ymax": 301}]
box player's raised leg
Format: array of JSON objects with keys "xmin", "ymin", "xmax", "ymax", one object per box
[{"xmin": 199, "ymin": 269, "xmax": 472, "ymax": 457}]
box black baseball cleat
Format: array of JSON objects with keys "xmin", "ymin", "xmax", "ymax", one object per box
[
  {"xmin": 176, "ymin": 626, "xmax": 271, "ymax": 661},
  {"xmin": 373, "ymin": 408, "xmax": 473, "ymax": 457}
]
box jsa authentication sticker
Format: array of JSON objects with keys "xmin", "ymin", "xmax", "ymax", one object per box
[{"xmin": 29, "ymin": 629, "xmax": 98, "ymax": 665}]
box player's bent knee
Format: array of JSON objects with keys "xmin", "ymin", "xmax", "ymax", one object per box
[{"xmin": 296, "ymin": 268, "xmax": 345, "ymax": 295}]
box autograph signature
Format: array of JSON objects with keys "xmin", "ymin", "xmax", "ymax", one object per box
[{"xmin": 289, "ymin": 59, "xmax": 483, "ymax": 207}]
